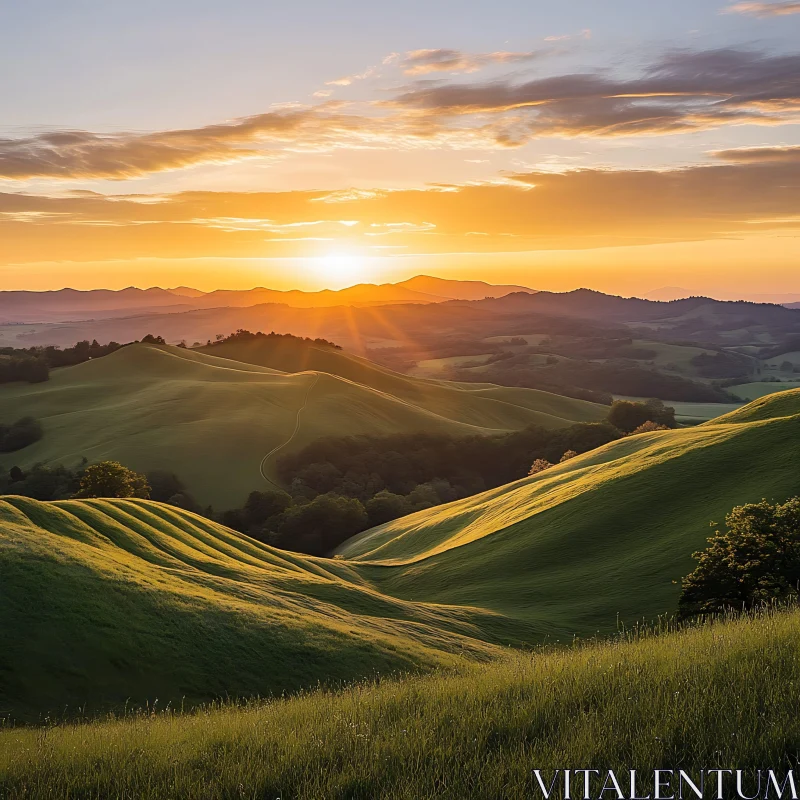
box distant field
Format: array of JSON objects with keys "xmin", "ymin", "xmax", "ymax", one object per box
[
  {"xmin": 615, "ymin": 395, "xmax": 742, "ymax": 422},
  {"xmin": 730, "ymin": 380, "xmax": 800, "ymax": 401},
  {"xmin": 3, "ymin": 608, "xmax": 800, "ymax": 799},
  {"xmin": 0, "ymin": 343, "xmax": 606, "ymax": 508}
]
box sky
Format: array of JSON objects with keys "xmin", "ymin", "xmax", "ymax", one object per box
[{"xmin": 1, "ymin": 0, "xmax": 799, "ymax": 297}]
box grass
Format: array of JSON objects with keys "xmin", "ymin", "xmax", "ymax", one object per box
[
  {"xmin": 0, "ymin": 495, "xmax": 500, "ymax": 723},
  {"xmin": 0, "ymin": 342, "xmax": 605, "ymax": 509},
  {"xmin": 2, "ymin": 607, "xmax": 800, "ymax": 798},
  {"xmin": 341, "ymin": 388, "xmax": 800, "ymax": 639},
  {"xmin": 730, "ymin": 380, "xmax": 800, "ymax": 401},
  {"xmin": 4, "ymin": 389, "xmax": 800, "ymax": 725}
]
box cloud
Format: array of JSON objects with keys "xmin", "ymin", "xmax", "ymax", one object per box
[
  {"xmin": 396, "ymin": 49, "xmax": 539, "ymax": 76},
  {"xmin": 1, "ymin": 157, "xmax": 799, "ymax": 265},
  {"xmin": 2, "ymin": 46, "xmax": 798, "ymax": 181},
  {"xmin": 712, "ymin": 144, "xmax": 800, "ymax": 162},
  {"xmin": 723, "ymin": 2, "xmax": 800, "ymax": 16},
  {"xmin": 388, "ymin": 47, "xmax": 800, "ymax": 139},
  {"xmin": 544, "ymin": 29, "xmax": 592, "ymax": 42}
]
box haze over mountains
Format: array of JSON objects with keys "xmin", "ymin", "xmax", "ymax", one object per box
[{"xmin": 0, "ymin": 276, "xmax": 535, "ymax": 325}]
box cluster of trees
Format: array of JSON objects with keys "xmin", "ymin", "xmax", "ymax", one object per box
[
  {"xmin": 451, "ymin": 355, "xmax": 735, "ymax": 403},
  {"xmin": 680, "ymin": 497, "xmax": 800, "ymax": 618},
  {"xmin": 0, "ymin": 339, "xmax": 124, "ymax": 384},
  {"xmin": 202, "ymin": 329, "xmax": 341, "ymax": 350},
  {"xmin": 0, "ymin": 417, "xmax": 43, "ymax": 453},
  {"xmin": 690, "ymin": 351, "xmax": 753, "ymax": 380},
  {"xmin": 276, "ymin": 420, "xmax": 626, "ymax": 510}
]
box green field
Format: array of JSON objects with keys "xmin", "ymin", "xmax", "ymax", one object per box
[
  {"xmin": 0, "ymin": 343, "xmax": 606, "ymax": 509},
  {"xmin": 730, "ymin": 380, "xmax": 800, "ymax": 401},
  {"xmin": 341, "ymin": 389, "xmax": 800, "ymax": 637},
  {"xmin": 3, "ymin": 388, "xmax": 800, "ymax": 724},
  {"xmin": 0, "ymin": 495, "xmax": 499, "ymax": 722},
  {"xmin": 2, "ymin": 608, "xmax": 800, "ymax": 799}
]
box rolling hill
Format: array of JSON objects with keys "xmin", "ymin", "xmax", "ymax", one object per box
[
  {"xmin": 341, "ymin": 388, "xmax": 800, "ymax": 637},
  {"xmin": 2, "ymin": 388, "xmax": 800, "ymax": 721},
  {"xmin": 0, "ymin": 342, "xmax": 605, "ymax": 508},
  {"xmin": 0, "ymin": 495, "xmax": 497, "ymax": 721}
]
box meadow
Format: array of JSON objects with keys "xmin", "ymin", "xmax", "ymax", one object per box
[
  {"xmin": 2, "ymin": 607, "xmax": 799, "ymax": 799},
  {"xmin": 0, "ymin": 342, "xmax": 604, "ymax": 509}
]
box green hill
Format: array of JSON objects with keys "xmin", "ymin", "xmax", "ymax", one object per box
[
  {"xmin": 0, "ymin": 343, "xmax": 606, "ymax": 508},
  {"xmin": 3, "ymin": 390, "xmax": 800, "ymax": 722},
  {"xmin": 340, "ymin": 388, "xmax": 800, "ymax": 637},
  {"xmin": 0, "ymin": 495, "xmax": 499, "ymax": 721},
  {"xmin": 3, "ymin": 607, "xmax": 800, "ymax": 799}
]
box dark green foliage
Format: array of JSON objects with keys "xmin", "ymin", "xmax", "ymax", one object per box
[
  {"xmin": 0, "ymin": 463, "xmax": 83, "ymax": 500},
  {"xmin": 679, "ymin": 497, "xmax": 800, "ymax": 617},
  {"xmin": 278, "ymin": 421, "xmax": 623, "ymax": 503},
  {"xmin": 690, "ymin": 351, "xmax": 753, "ymax": 379},
  {"xmin": 203, "ymin": 329, "xmax": 341, "ymax": 351},
  {"xmin": 76, "ymin": 461, "xmax": 150, "ymax": 500},
  {"xmin": 0, "ymin": 417, "xmax": 43, "ymax": 452},
  {"xmin": 269, "ymin": 493, "xmax": 368, "ymax": 556},
  {"xmin": 244, "ymin": 489, "xmax": 292, "ymax": 524},
  {"xmin": 0, "ymin": 355, "xmax": 49, "ymax": 384},
  {"xmin": 454, "ymin": 356, "xmax": 733, "ymax": 403},
  {"xmin": 607, "ymin": 399, "xmax": 677, "ymax": 434},
  {"xmin": 365, "ymin": 490, "xmax": 412, "ymax": 527},
  {"xmin": 0, "ymin": 339, "xmax": 123, "ymax": 384}
]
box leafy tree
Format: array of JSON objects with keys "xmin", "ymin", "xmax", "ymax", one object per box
[
  {"xmin": 0, "ymin": 417, "xmax": 43, "ymax": 452},
  {"xmin": 529, "ymin": 459, "xmax": 553, "ymax": 476},
  {"xmin": 365, "ymin": 490, "xmax": 411, "ymax": 527},
  {"xmin": 679, "ymin": 497, "xmax": 800, "ymax": 618},
  {"xmin": 559, "ymin": 450, "xmax": 578, "ymax": 463},
  {"xmin": 629, "ymin": 421, "xmax": 670, "ymax": 435},
  {"xmin": 8, "ymin": 466, "xmax": 24, "ymax": 483},
  {"xmin": 76, "ymin": 461, "xmax": 150, "ymax": 499},
  {"xmin": 607, "ymin": 399, "xmax": 676, "ymax": 434},
  {"xmin": 146, "ymin": 470, "xmax": 186, "ymax": 502},
  {"xmin": 271, "ymin": 493, "xmax": 368, "ymax": 556},
  {"xmin": 243, "ymin": 490, "xmax": 292, "ymax": 527}
]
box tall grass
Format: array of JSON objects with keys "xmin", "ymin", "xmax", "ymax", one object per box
[{"xmin": 2, "ymin": 608, "xmax": 800, "ymax": 799}]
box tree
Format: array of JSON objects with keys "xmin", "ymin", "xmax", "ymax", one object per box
[
  {"xmin": 528, "ymin": 459, "xmax": 553, "ymax": 476},
  {"xmin": 365, "ymin": 490, "xmax": 411, "ymax": 526},
  {"xmin": 781, "ymin": 361, "xmax": 794, "ymax": 373},
  {"xmin": 273, "ymin": 493, "xmax": 368, "ymax": 556},
  {"xmin": 76, "ymin": 461, "xmax": 150, "ymax": 499},
  {"xmin": 679, "ymin": 497, "xmax": 800, "ymax": 618},
  {"xmin": 607, "ymin": 399, "xmax": 676, "ymax": 434},
  {"xmin": 243, "ymin": 489, "xmax": 292, "ymax": 527},
  {"xmin": 629, "ymin": 421, "xmax": 670, "ymax": 435},
  {"xmin": 9, "ymin": 466, "xmax": 24, "ymax": 483},
  {"xmin": 0, "ymin": 417, "xmax": 43, "ymax": 453},
  {"xmin": 559, "ymin": 450, "xmax": 578, "ymax": 463}
]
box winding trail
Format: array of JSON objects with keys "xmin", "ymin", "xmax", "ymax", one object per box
[{"xmin": 259, "ymin": 372, "xmax": 320, "ymax": 489}]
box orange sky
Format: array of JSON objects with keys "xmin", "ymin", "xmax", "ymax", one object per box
[{"xmin": 2, "ymin": 2, "xmax": 799, "ymax": 296}]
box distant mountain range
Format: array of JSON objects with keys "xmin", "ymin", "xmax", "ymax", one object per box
[
  {"xmin": 5, "ymin": 286, "xmax": 800, "ymax": 353},
  {"xmin": 0, "ymin": 276, "xmax": 535, "ymax": 324}
]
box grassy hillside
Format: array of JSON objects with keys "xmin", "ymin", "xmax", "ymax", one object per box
[
  {"xmin": 3, "ymin": 389, "xmax": 800, "ymax": 724},
  {"xmin": 341, "ymin": 389, "xmax": 800, "ymax": 637},
  {"xmin": 0, "ymin": 343, "xmax": 605, "ymax": 508},
  {"xmin": 2, "ymin": 608, "xmax": 800, "ymax": 799},
  {"xmin": 0, "ymin": 495, "xmax": 499, "ymax": 722}
]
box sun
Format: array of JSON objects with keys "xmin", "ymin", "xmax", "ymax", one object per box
[{"xmin": 312, "ymin": 253, "xmax": 369, "ymax": 289}]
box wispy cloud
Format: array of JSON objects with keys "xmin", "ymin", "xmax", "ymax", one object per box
[
  {"xmin": 712, "ymin": 144, "xmax": 800, "ymax": 162},
  {"xmin": 2, "ymin": 157, "xmax": 799, "ymax": 264},
  {"xmin": 544, "ymin": 29, "xmax": 592, "ymax": 42},
  {"xmin": 392, "ymin": 49, "xmax": 540, "ymax": 76},
  {"xmin": 1, "ymin": 46, "xmax": 798, "ymax": 181},
  {"xmin": 723, "ymin": 1, "xmax": 800, "ymax": 16}
]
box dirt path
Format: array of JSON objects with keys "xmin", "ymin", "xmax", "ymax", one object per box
[{"xmin": 259, "ymin": 372, "xmax": 320, "ymax": 489}]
